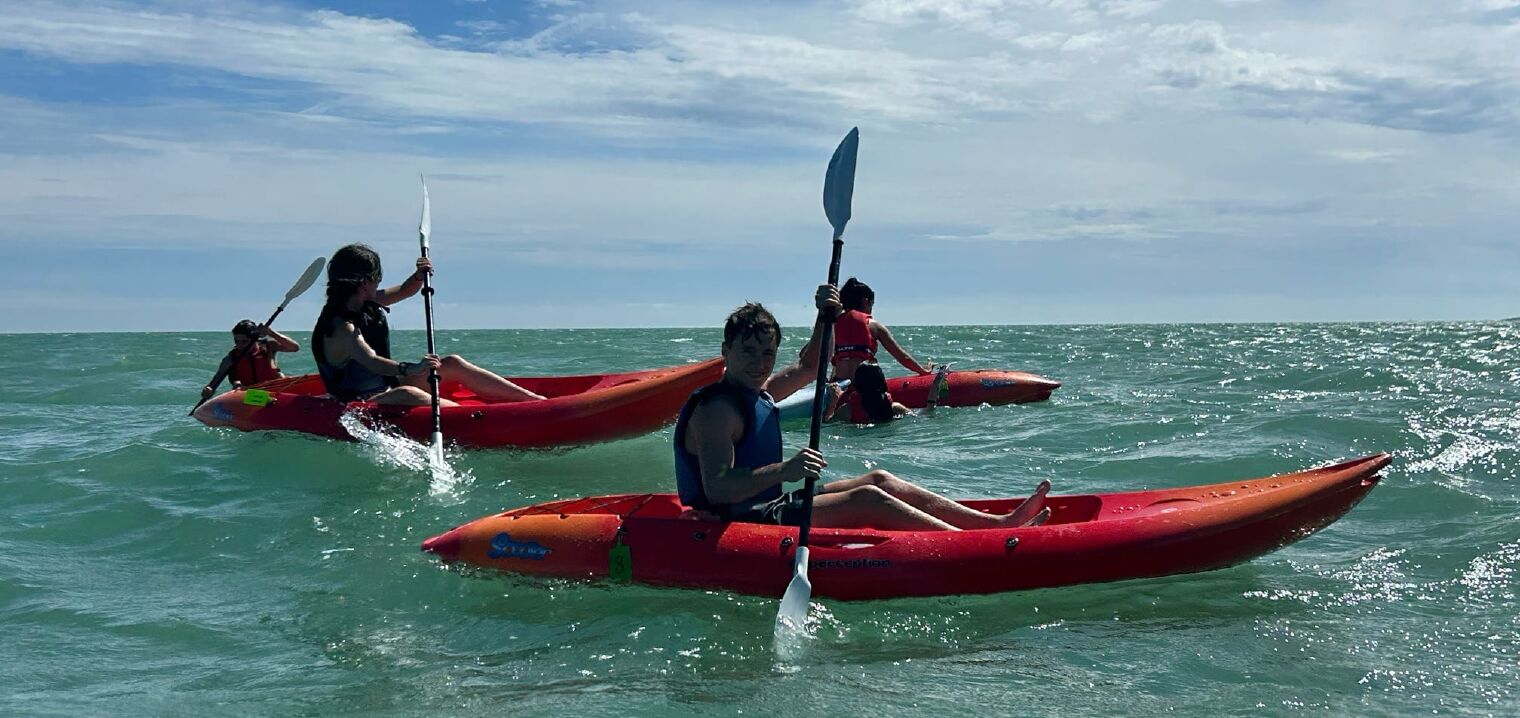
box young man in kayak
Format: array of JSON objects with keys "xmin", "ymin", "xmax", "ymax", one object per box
[
  {"xmin": 312, "ymin": 243, "xmax": 545, "ymax": 406},
  {"xmin": 199, "ymin": 320, "xmax": 300, "ymax": 400},
  {"xmin": 674, "ymin": 286, "xmax": 1050, "ymax": 531},
  {"xmin": 832, "ymin": 277, "xmax": 933, "ymax": 382}
]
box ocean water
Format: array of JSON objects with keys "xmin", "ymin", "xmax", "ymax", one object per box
[{"xmin": 1, "ymin": 324, "xmax": 1515, "ymax": 717}]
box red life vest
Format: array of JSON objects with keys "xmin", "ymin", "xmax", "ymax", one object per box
[
  {"xmin": 832, "ymin": 310, "xmax": 876, "ymax": 364},
  {"xmin": 228, "ymin": 343, "xmax": 279, "ymax": 387}
]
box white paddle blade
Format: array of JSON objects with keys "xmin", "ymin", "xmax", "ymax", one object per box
[
  {"xmin": 419, "ymin": 176, "xmax": 432, "ymax": 250},
  {"xmin": 822, "ymin": 128, "xmax": 859, "ymax": 235},
  {"xmin": 283, "ymin": 257, "xmax": 327, "ymax": 306},
  {"xmin": 775, "ymin": 546, "xmax": 812, "ymax": 634},
  {"xmin": 429, "ymin": 432, "xmax": 445, "ymax": 469}
]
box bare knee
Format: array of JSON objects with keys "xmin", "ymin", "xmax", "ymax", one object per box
[
  {"xmin": 440, "ymin": 354, "xmax": 465, "ymax": 369},
  {"xmin": 403, "ymin": 386, "xmax": 433, "ymax": 402},
  {"xmin": 845, "ymin": 485, "xmax": 892, "ymax": 506},
  {"xmin": 863, "ymin": 469, "xmax": 899, "ymax": 488}
]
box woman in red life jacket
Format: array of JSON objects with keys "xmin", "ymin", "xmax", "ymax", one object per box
[
  {"xmin": 831, "ymin": 277, "xmax": 932, "ymax": 383},
  {"xmin": 201, "ymin": 319, "xmax": 300, "ymax": 400}
]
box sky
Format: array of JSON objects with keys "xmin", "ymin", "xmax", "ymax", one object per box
[{"xmin": 1, "ymin": 0, "xmax": 1517, "ymax": 332}]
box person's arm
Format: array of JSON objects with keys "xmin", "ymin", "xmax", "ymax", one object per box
[
  {"xmin": 376, "ymin": 257, "xmax": 432, "ymax": 307},
  {"xmin": 688, "ymin": 398, "xmax": 823, "ymax": 504},
  {"xmin": 331, "ymin": 321, "xmax": 435, "ymax": 380},
  {"xmin": 873, "ymin": 320, "xmax": 931, "ymax": 375},
  {"xmin": 766, "ymin": 285, "xmax": 843, "ymax": 399},
  {"xmin": 202, "ymin": 355, "xmax": 234, "ymax": 399},
  {"xmin": 256, "ymin": 325, "xmax": 300, "ymax": 353},
  {"xmin": 821, "ymin": 383, "xmax": 843, "ymax": 422}
]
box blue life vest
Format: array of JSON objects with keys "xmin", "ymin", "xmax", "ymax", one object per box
[{"xmin": 672, "ymin": 381, "xmax": 783, "ymax": 511}]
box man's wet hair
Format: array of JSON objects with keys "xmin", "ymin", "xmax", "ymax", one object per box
[
  {"xmin": 231, "ymin": 319, "xmax": 258, "ymax": 337},
  {"xmin": 723, "ymin": 303, "xmax": 782, "ymax": 348}
]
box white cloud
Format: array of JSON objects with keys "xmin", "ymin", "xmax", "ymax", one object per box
[{"xmin": 1, "ymin": 0, "xmax": 1519, "ymax": 328}]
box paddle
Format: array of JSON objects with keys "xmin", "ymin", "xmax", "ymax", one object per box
[
  {"xmin": 191, "ymin": 257, "xmax": 326, "ymax": 415},
  {"xmin": 417, "ymin": 176, "xmax": 446, "ymax": 470},
  {"xmin": 776, "ymin": 127, "xmax": 859, "ymax": 636}
]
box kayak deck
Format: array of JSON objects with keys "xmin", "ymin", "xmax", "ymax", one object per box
[
  {"xmin": 193, "ymin": 358, "xmax": 724, "ymax": 449},
  {"xmin": 422, "ymin": 453, "xmax": 1389, "ymax": 599}
]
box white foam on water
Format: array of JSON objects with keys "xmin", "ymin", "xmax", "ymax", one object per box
[{"xmin": 337, "ymin": 410, "xmax": 472, "ymax": 500}]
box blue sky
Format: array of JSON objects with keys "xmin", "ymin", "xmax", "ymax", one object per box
[{"xmin": 1, "ymin": 0, "xmax": 1517, "ymax": 331}]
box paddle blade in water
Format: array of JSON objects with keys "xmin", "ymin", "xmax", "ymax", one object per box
[
  {"xmin": 775, "ymin": 545, "xmax": 812, "ymax": 634},
  {"xmin": 429, "ymin": 432, "xmax": 446, "ymax": 472},
  {"xmin": 823, "ymin": 128, "xmax": 859, "ymax": 235}
]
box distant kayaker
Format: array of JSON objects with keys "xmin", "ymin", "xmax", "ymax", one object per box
[
  {"xmin": 831, "ymin": 277, "xmax": 933, "ymax": 382},
  {"xmin": 200, "ymin": 320, "xmax": 299, "ymax": 400},
  {"xmin": 311, "ymin": 243, "xmax": 545, "ymax": 406},
  {"xmin": 824, "ymin": 362, "xmax": 909, "ymax": 424},
  {"xmin": 674, "ymin": 286, "xmax": 1050, "ymax": 530}
]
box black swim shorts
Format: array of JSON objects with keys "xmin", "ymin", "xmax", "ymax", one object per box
[{"xmin": 722, "ymin": 488, "xmax": 811, "ymax": 526}]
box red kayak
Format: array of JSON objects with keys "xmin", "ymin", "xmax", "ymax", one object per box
[
  {"xmin": 422, "ymin": 454, "xmax": 1389, "ymax": 599},
  {"xmin": 193, "ymin": 358, "xmax": 723, "ymax": 449},
  {"xmin": 891, "ymin": 368, "xmax": 1060, "ymax": 408},
  {"xmin": 776, "ymin": 368, "xmax": 1061, "ymax": 421}
]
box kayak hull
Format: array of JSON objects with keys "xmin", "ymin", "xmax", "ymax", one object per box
[
  {"xmin": 193, "ymin": 358, "xmax": 724, "ymax": 449},
  {"xmin": 776, "ymin": 368, "xmax": 1060, "ymax": 421},
  {"xmin": 422, "ymin": 454, "xmax": 1389, "ymax": 600}
]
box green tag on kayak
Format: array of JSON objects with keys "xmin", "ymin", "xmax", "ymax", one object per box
[
  {"xmin": 608, "ymin": 540, "xmax": 632, "ymax": 582},
  {"xmin": 243, "ymin": 388, "xmax": 271, "ymax": 407}
]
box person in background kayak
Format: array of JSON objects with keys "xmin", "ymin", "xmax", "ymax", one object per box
[
  {"xmin": 824, "ymin": 361, "xmax": 909, "ymax": 424},
  {"xmin": 199, "ymin": 320, "xmax": 300, "ymax": 400},
  {"xmin": 312, "ymin": 243, "xmax": 545, "ymax": 406},
  {"xmin": 831, "ymin": 277, "xmax": 933, "ymax": 382},
  {"xmin": 675, "ymin": 286, "xmax": 1050, "ymax": 530}
]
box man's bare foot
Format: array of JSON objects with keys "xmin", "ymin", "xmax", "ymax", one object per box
[
  {"xmin": 1001, "ymin": 479, "xmax": 1051, "ymax": 527},
  {"xmin": 1023, "ymin": 506, "xmax": 1052, "ymax": 527}
]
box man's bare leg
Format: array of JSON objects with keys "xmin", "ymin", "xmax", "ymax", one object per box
[
  {"xmin": 811, "ymin": 485, "xmax": 958, "ymax": 531},
  {"xmin": 1003, "ymin": 480, "xmax": 1051, "ymax": 526},
  {"xmin": 823, "ymin": 471, "xmax": 1048, "ymax": 529}
]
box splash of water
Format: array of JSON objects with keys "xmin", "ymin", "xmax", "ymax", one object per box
[
  {"xmin": 772, "ymin": 600, "xmax": 818, "ymax": 670},
  {"xmin": 337, "ymin": 410, "xmax": 470, "ymax": 499}
]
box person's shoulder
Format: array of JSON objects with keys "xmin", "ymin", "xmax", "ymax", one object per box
[
  {"xmin": 689, "ymin": 390, "xmax": 746, "ymax": 434},
  {"xmin": 692, "ymin": 388, "xmax": 745, "ymax": 416},
  {"xmin": 324, "ymin": 314, "xmax": 359, "ymax": 334}
]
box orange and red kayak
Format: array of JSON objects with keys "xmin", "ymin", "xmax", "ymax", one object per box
[
  {"xmin": 775, "ymin": 368, "xmax": 1061, "ymax": 421},
  {"xmin": 422, "ymin": 454, "xmax": 1389, "ymax": 599},
  {"xmin": 193, "ymin": 358, "xmax": 723, "ymax": 449},
  {"xmin": 890, "ymin": 368, "xmax": 1061, "ymax": 408}
]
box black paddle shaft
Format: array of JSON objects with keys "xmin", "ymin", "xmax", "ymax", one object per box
[
  {"xmin": 190, "ymin": 304, "xmax": 286, "ymax": 415},
  {"xmin": 794, "ymin": 236, "xmax": 844, "ymax": 547},
  {"xmin": 419, "ymin": 246, "xmax": 443, "ymax": 438}
]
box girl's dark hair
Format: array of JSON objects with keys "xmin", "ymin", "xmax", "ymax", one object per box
[
  {"xmin": 324, "ymin": 243, "xmax": 383, "ymax": 308},
  {"xmin": 851, "ymin": 362, "xmax": 897, "ymax": 423},
  {"xmin": 231, "ymin": 319, "xmax": 258, "ymax": 337},
  {"xmin": 841, "ymin": 277, "xmax": 874, "ymax": 312},
  {"xmin": 723, "ymin": 302, "xmax": 782, "ymax": 348}
]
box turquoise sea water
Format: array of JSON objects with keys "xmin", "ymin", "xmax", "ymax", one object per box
[{"xmin": 2, "ymin": 324, "xmax": 1516, "ymax": 716}]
